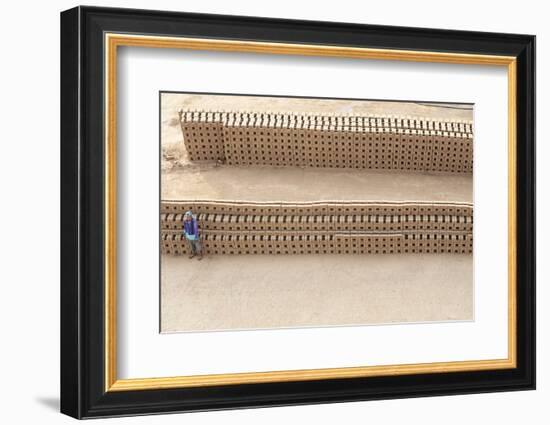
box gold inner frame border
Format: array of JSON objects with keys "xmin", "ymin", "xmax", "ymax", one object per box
[{"xmin": 104, "ymin": 33, "xmax": 517, "ymax": 392}]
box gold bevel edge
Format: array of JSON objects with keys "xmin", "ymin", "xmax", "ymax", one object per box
[
  {"xmin": 105, "ymin": 33, "xmax": 118, "ymax": 390},
  {"xmin": 108, "ymin": 33, "xmax": 515, "ymax": 65},
  {"xmin": 109, "ymin": 358, "xmax": 515, "ymax": 391},
  {"xmin": 507, "ymin": 60, "xmax": 518, "ymax": 368},
  {"xmin": 104, "ymin": 33, "xmax": 518, "ymax": 392}
]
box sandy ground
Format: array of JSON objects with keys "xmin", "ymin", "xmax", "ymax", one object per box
[
  {"xmin": 160, "ymin": 93, "xmax": 473, "ymax": 332},
  {"xmin": 161, "ymin": 254, "xmax": 473, "ymax": 332},
  {"xmin": 161, "ymin": 93, "xmax": 474, "ymax": 118},
  {"xmin": 162, "ymin": 166, "xmax": 472, "ymax": 203}
]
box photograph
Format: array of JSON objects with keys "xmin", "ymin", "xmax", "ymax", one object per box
[{"xmin": 160, "ymin": 93, "xmax": 474, "ymax": 332}]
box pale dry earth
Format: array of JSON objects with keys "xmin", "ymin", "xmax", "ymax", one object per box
[
  {"xmin": 161, "ymin": 253, "xmax": 473, "ymax": 332},
  {"xmin": 162, "ymin": 166, "xmax": 473, "ymax": 204}
]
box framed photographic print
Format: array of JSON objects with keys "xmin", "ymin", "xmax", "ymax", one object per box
[{"xmin": 60, "ymin": 6, "xmax": 536, "ymax": 419}]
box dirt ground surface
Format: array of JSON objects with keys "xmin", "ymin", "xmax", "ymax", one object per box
[
  {"xmin": 160, "ymin": 93, "xmax": 473, "ymax": 332},
  {"xmin": 162, "ymin": 166, "xmax": 472, "ymax": 203},
  {"xmin": 161, "ymin": 253, "xmax": 473, "ymax": 332}
]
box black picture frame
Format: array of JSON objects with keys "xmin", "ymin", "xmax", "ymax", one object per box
[{"xmin": 60, "ymin": 5, "xmax": 536, "ymax": 419}]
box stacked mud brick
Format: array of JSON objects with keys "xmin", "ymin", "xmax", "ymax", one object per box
[
  {"xmin": 161, "ymin": 200, "xmax": 473, "ymax": 256},
  {"xmin": 165, "ymin": 109, "xmax": 474, "ymax": 256},
  {"xmin": 178, "ymin": 110, "xmax": 473, "ymax": 173}
]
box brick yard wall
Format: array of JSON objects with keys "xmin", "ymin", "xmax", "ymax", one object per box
[
  {"xmin": 179, "ymin": 110, "xmax": 473, "ymax": 173},
  {"xmin": 161, "ymin": 200, "xmax": 473, "ymax": 256}
]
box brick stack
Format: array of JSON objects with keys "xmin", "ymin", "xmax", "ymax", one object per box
[
  {"xmin": 179, "ymin": 110, "xmax": 473, "ymax": 173},
  {"xmin": 161, "ymin": 200, "xmax": 473, "ymax": 256}
]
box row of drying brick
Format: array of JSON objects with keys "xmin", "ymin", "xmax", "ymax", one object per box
[
  {"xmin": 161, "ymin": 232, "xmax": 473, "ymax": 256},
  {"xmin": 161, "ymin": 213, "xmax": 473, "ymax": 233},
  {"xmin": 179, "ymin": 110, "xmax": 473, "ymax": 135},
  {"xmin": 222, "ymin": 128, "xmax": 472, "ymax": 172},
  {"xmin": 181, "ymin": 122, "xmax": 225, "ymax": 163},
  {"xmin": 181, "ymin": 123, "xmax": 472, "ymax": 172},
  {"xmin": 182, "ymin": 121, "xmax": 472, "ymax": 139},
  {"xmin": 160, "ymin": 200, "xmax": 473, "ymax": 217}
]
